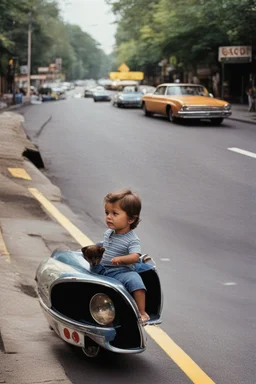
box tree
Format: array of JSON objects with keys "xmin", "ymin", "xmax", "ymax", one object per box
[
  {"xmin": 0, "ymin": 0, "xmax": 110, "ymax": 80},
  {"xmin": 106, "ymin": 0, "xmax": 256, "ymax": 74}
]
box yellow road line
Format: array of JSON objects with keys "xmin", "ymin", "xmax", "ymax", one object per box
[
  {"xmin": 8, "ymin": 168, "xmax": 32, "ymax": 180},
  {"xmin": 28, "ymin": 188, "xmax": 93, "ymax": 246},
  {"xmin": 0, "ymin": 229, "xmax": 11, "ymax": 263},
  {"xmin": 29, "ymin": 187, "xmax": 215, "ymax": 383},
  {"xmin": 146, "ymin": 326, "xmax": 215, "ymax": 383}
]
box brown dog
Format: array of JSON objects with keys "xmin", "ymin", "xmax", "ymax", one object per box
[{"xmin": 81, "ymin": 245, "xmax": 105, "ymax": 266}]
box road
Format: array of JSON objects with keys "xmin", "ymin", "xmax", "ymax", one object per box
[{"xmin": 22, "ymin": 90, "xmax": 256, "ymax": 384}]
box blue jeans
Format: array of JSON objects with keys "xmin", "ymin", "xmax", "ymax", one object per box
[{"xmin": 91, "ymin": 264, "xmax": 150, "ymax": 293}]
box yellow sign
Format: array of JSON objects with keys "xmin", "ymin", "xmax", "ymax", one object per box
[
  {"xmin": 169, "ymin": 56, "xmax": 177, "ymax": 65},
  {"xmin": 118, "ymin": 62, "xmax": 130, "ymax": 72},
  {"xmin": 109, "ymin": 72, "xmax": 144, "ymax": 81}
]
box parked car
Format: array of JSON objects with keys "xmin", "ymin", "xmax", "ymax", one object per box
[
  {"xmin": 141, "ymin": 83, "xmax": 232, "ymax": 125},
  {"xmin": 84, "ymin": 87, "xmax": 95, "ymax": 98},
  {"xmin": 97, "ymin": 78, "xmax": 113, "ymax": 90},
  {"xmin": 111, "ymin": 80, "xmax": 139, "ymax": 90},
  {"xmin": 112, "ymin": 86, "xmax": 143, "ymax": 108},
  {"xmin": 39, "ymin": 87, "xmax": 59, "ymax": 102},
  {"xmin": 139, "ymin": 85, "xmax": 156, "ymax": 95},
  {"xmin": 35, "ymin": 248, "xmax": 162, "ymax": 358},
  {"xmin": 93, "ymin": 89, "xmax": 111, "ymax": 102},
  {"xmin": 84, "ymin": 86, "xmax": 104, "ymax": 98},
  {"xmin": 52, "ymin": 86, "xmax": 66, "ymax": 100}
]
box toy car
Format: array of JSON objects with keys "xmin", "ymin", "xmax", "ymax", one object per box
[{"xmin": 35, "ymin": 249, "xmax": 163, "ymax": 358}]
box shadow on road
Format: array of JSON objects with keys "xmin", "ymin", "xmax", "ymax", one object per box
[{"xmin": 51, "ymin": 341, "xmax": 188, "ymax": 384}]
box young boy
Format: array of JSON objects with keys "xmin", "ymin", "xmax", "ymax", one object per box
[{"xmin": 95, "ymin": 189, "xmax": 150, "ymax": 324}]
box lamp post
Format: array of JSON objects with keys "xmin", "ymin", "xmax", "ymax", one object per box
[
  {"xmin": 12, "ymin": 57, "xmax": 19, "ymax": 104},
  {"xmin": 27, "ymin": 15, "xmax": 32, "ymax": 97}
]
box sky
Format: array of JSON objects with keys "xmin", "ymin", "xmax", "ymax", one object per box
[{"xmin": 59, "ymin": 0, "xmax": 117, "ymax": 54}]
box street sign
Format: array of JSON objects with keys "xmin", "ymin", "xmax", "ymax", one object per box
[
  {"xmin": 20, "ymin": 65, "xmax": 28, "ymax": 75},
  {"xmin": 169, "ymin": 56, "xmax": 177, "ymax": 65},
  {"xmin": 38, "ymin": 67, "xmax": 49, "ymax": 73},
  {"xmin": 109, "ymin": 72, "xmax": 144, "ymax": 81},
  {"xmin": 218, "ymin": 46, "xmax": 252, "ymax": 63},
  {"xmin": 118, "ymin": 62, "xmax": 130, "ymax": 72}
]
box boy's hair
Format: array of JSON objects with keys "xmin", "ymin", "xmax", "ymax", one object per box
[{"xmin": 104, "ymin": 189, "xmax": 141, "ymax": 229}]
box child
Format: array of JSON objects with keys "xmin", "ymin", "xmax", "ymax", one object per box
[{"xmin": 94, "ymin": 188, "xmax": 150, "ymax": 324}]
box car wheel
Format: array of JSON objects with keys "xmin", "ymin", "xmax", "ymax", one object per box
[
  {"xmin": 167, "ymin": 107, "xmax": 177, "ymax": 123},
  {"xmin": 211, "ymin": 118, "xmax": 223, "ymax": 125},
  {"xmin": 142, "ymin": 102, "xmax": 152, "ymax": 117},
  {"xmin": 94, "ymin": 99, "xmax": 97, "ymax": 102},
  {"xmin": 82, "ymin": 337, "xmax": 101, "ymax": 358}
]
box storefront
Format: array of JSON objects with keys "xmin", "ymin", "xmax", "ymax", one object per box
[{"xmin": 218, "ymin": 46, "xmax": 254, "ymax": 103}]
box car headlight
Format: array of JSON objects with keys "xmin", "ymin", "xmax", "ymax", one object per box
[
  {"xmin": 224, "ymin": 104, "xmax": 231, "ymax": 110},
  {"xmin": 180, "ymin": 105, "xmax": 189, "ymax": 111},
  {"xmin": 118, "ymin": 96, "xmax": 124, "ymax": 101},
  {"xmin": 89, "ymin": 293, "xmax": 115, "ymax": 325}
]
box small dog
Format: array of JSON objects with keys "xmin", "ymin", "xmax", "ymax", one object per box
[{"xmin": 81, "ymin": 245, "xmax": 105, "ymax": 266}]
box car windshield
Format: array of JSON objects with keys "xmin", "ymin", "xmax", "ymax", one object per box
[
  {"xmin": 166, "ymin": 86, "xmax": 208, "ymax": 96},
  {"xmin": 123, "ymin": 86, "xmax": 137, "ymax": 93},
  {"xmin": 140, "ymin": 86, "xmax": 156, "ymax": 94}
]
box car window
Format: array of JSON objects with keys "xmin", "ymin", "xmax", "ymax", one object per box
[
  {"xmin": 166, "ymin": 86, "xmax": 182, "ymax": 96},
  {"xmin": 123, "ymin": 86, "xmax": 136, "ymax": 93},
  {"xmin": 167, "ymin": 85, "xmax": 208, "ymax": 96},
  {"xmin": 154, "ymin": 86, "xmax": 166, "ymax": 95}
]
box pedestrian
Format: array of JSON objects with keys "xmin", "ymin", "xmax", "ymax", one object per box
[
  {"xmin": 246, "ymin": 82, "xmax": 255, "ymax": 112},
  {"xmin": 89, "ymin": 188, "xmax": 150, "ymax": 324},
  {"xmin": 252, "ymin": 85, "xmax": 256, "ymax": 112}
]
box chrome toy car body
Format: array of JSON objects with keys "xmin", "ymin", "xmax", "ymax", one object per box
[{"xmin": 36, "ymin": 249, "xmax": 162, "ymax": 357}]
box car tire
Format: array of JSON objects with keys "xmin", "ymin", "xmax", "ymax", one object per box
[
  {"xmin": 167, "ymin": 107, "xmax": 177, "ymax": 123},
  {"xmin": 211, "ymin": 118, "xmax": 223, "ymax": 125},
  {"xmin": 94, "ymin": 99, "xmax": 97, "ymax": 102},
  {"xmin": 82, "ymin": 337, "xmax": 101, "ymax": 358},
  {"xmin": 142, "ymin": 102, "xmax": 152, "ymax": 117}
]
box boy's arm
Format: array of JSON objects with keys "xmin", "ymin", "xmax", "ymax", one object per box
[{"xmin": 112, "ymin": 253, "xmax": 140, "ymax": 265}]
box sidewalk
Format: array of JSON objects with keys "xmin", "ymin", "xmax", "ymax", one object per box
[
  {"xmin": 0, "ymin": 96, "xmax": 31, "ymax": 112},
  {"xmin": 230, "ymin": 103, "xmax": 256, "ymax": 124},
  {"xmin": 0, "ymin": 111, "xmax": 75, "ymax": 384}
]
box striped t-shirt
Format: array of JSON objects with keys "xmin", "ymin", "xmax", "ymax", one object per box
[{"xmin": 101, "ymin": 229, "xmax": 141, "ymax": 270}]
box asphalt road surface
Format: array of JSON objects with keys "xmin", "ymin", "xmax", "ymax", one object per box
[{"xmin": 22, "ymin": 92, "xmax": 256, "ymax": 384}]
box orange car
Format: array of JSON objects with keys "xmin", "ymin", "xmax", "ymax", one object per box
[{"xmin": 141, "ymin": 83, "xmax": 232, "ymax": 125}]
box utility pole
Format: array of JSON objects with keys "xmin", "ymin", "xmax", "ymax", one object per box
[
  {"xmin": 12, "ymin": 58, "xmax": 18, "ymax": 105},
  {"xmin": 221, "ymin": 62, "xmax": 225, "ymax": 100},
  {"xmin": 27, "ymin": 16, "xmax": 32, "ymax": 97}
]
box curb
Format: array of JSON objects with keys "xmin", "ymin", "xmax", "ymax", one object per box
[
  {"xmin": 0, "ymin": 101, "xmax": 31, "ymax": 114},
  {"xmin": 228, "ymin": 116, "xmax": 256, "ymax": 125},
  {"xmin": 0, "ymin": 114, "xmax": 72, "ymax": 384}
]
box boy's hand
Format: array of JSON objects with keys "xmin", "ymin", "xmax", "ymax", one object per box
[{"xmin": 112, "ymin": 257, "xmax": 122, "ymax": 266}]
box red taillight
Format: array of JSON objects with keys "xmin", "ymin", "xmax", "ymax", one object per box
[
  {"xmin": 64, "ymin": 328, "xmax": 70, "ymax": 339},
  {"xmin": 72, "ymin": 331, "xmax": 80, "ymax": 343}
]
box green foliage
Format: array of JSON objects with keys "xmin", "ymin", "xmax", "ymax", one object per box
[
  {"xmin": 0, "ymin": 0, "xmax": 110, "ymax": 79},
  {"xmin": 107, "ymin": 0, "xmax": 256, "ymax": 72}
]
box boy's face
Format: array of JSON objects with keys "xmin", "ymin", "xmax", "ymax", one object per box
[{"xmin": 105, "ymin": 202, "xmax": 134, "ymax": 234}]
